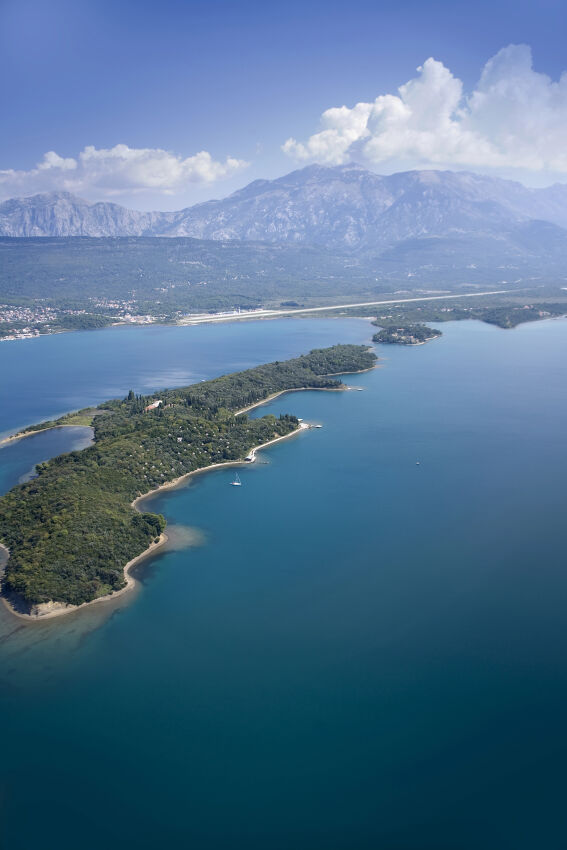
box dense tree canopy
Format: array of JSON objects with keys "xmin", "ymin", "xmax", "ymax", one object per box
[{"xmin": 0, "ymin": 344, "xmax": 376, "ymax": 610}]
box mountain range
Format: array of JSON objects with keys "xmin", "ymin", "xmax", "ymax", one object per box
[
  {"xmin": 2, "ymin": 165, "xmax": 567, "ymax": 292},
  {"xmin": 2, "ymin": 164, "xmax": 567, "ymax": 250}
]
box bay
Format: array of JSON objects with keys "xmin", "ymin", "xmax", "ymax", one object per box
[
  {"xmin": 1, "ymin": 317, "xmax": 567, "ymax": 849},
  {"xmin": 0, "ymin": 319, "xmax": 370, "ymax": 439}
]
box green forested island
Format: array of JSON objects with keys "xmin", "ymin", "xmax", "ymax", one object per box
[
  {"xmin": 372, "ymin": 324, "xmax": 442, "ymax": 345},
  {"xmin": 0, "ymin": 344, "xmax": 376, "ymax": 614}
]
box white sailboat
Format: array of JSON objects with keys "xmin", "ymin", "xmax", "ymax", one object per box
[{"xmin": 231, "ymin": 471, "xmax": 242, "ymax": 486}]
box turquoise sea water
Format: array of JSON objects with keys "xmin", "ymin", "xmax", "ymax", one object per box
[{"xmin": 1, "ymin": 317, "xmax": 567, "ymax": 849}]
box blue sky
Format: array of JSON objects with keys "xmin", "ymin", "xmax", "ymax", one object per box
[{"xmin": 1, "ymin": 0, "xmax": 566, "ymax": 208}]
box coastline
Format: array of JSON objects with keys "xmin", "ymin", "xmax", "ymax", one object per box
[
  {"xmin": 0, "ymin": 360, "xmax": 373, "ymax": 623},
  {"xmin": 372, "ymin": 333, "xmax": 441, "ymax": 347},
  {"xmin": 0, "ymin": 367, "xmax": 375, "ymax": 447},
  {"xmin": 407, "ymin": 336, "xmax": 441, "ymax": 346},
  {"xmin": 1, "ymin": 534, "xmax": 168, "ymax": 622},
  {"xmin": 234, "ymin": 366, "xmax": 376, "ymax": 416},
  {"xmin": 387, "ymin": 336, "xmax": 441, "ymax": 347},
  {"xmin": 0, "ymin": 423, "xmax": 94, "ymax": 448},
  {"xmin": 133, "ymin": 421, "xmax": 310, "ymax": 510},
  {"xmin": 1, "ymin": 421, "xmax": 311, "ymax": 622}
]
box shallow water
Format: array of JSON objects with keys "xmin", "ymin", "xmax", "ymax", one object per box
[
  {"xmin": 0, "ymin": 427, "xmax": 93, "ymax": 491},
  {"xmin": 1, "ymin": 317, "xmax": 567, "ymax": 849}
]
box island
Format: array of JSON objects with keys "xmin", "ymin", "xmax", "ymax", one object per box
[
  {"xmin": 0, "ymin": 344, "xmax": 376, "ymax": 618},
  {"xmin": 372, "ymin": 324, "xmax": 442, "ymax": 345}
]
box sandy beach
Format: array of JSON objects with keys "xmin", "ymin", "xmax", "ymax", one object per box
[
  {"xmin": 0, "ymin": 534, "xmax": 168, "ymax": 622},
  {"xmin": 234, "ymin": 367, "xmax": 375, "ymax": 416},
  {"xmin": 133, "ymin": 421, "xmax": 311, "ymax": 510}
]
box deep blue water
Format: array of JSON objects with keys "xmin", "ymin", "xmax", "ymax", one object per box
[{"xmin": 1, "ymin": 317, "xmax": 567, "ymax": 849}]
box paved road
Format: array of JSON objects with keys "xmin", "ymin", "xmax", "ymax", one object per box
[{"xmin": 179, "ymin": 289, "xmax": 514, "ymax": 325}]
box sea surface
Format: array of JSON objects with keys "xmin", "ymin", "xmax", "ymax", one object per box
[{"xmin": 1, "ymin": 317, "xmax": 567, "ymax": 849}]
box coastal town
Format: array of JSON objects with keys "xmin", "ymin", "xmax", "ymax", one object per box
[{"xmin": 0, "ymin": 300, "xmax": 158, "ymax": 341}]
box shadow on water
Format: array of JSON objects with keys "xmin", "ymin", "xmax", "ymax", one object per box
[
  {"xmin": 0, "ymin": 522, "xmax": 204, "ymax": 692},
  {"xmin": 0, "ymin": 421, "xmax": 207, "ymax": 691}
]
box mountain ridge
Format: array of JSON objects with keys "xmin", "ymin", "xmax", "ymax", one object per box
[{"xmin": 2, "ymin": 165, "xmax": 567, "ymax": 261}]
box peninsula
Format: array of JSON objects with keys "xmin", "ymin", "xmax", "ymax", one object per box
[{"xmin": 0, "ymin": 344, "xmax": 376, "ymax": 617}]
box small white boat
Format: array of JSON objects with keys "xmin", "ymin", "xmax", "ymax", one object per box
[{"xmin": 231, "ymin": 472, "xmax": 242, "ymax": 486}]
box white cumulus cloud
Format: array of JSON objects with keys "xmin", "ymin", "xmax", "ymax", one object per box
[
  {"xmin": 0, "ymin": 144, "xmax": 249, "ymax": 201},
  {"xmin": 283, "ymin": 45, "xmax": 567, "ymax": 176}
]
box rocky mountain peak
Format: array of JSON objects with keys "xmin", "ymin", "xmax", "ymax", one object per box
[{"xmin": 2, "ymin": 164, "xmax": 567, "ymax": 248}]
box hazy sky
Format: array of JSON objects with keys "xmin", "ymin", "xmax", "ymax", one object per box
[{"xmin": 1, "ymin": 0, "xmax": 566, "ymax": 208}]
